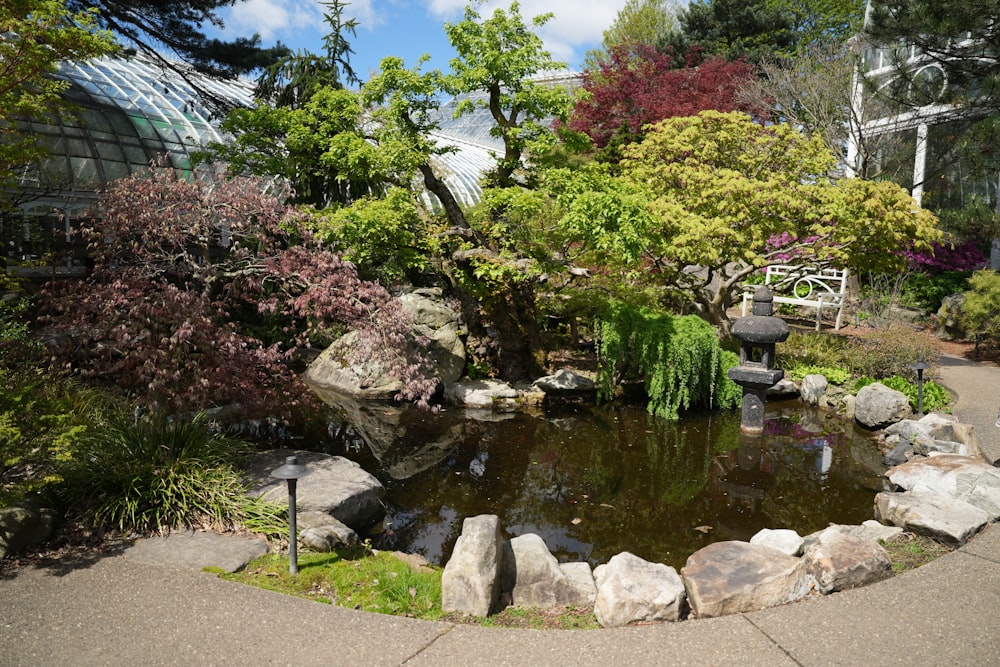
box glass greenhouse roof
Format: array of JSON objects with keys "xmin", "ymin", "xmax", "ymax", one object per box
[{"xmin": 13, "ymin": 53, "xmax": 254, "ymax": 209}]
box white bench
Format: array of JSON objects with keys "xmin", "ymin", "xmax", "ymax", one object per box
[{"xmin": 742, "ymin": 265, "xmax": 849, "ymax": 331}]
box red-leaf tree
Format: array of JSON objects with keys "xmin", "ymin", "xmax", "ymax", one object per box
[
  {"xmin": 39, "ymin": 162, "xmax": 435, "ymax": 414},
  {"xmin": 568, "ymin": 43, "xmax": 762, "ymax": 150}
]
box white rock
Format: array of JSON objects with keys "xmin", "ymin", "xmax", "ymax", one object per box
[
  {"xmin": 594, "ymin": 552, "xmax": 686, "ymax": 627},
  {"xmin": 750, "ymin": 528, "xmax": 804, "ymax": 556},
  {"xmin": 874, "ymin": 491, "xmax": 990, "ymax": 546},
  {"xmin": 442, "ymin": 515, "xmax": 504, "ymax": 617}
]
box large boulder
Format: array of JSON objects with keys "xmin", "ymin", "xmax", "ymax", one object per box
[
  {"xmin": 593, "ymin": 552, "xmax": 686, "ymax": 627},
  {"xmin": 244, "ymin": 450, "xmax": 385, "ymax": 530},
  {"xmin": 855, "ymin": 383, "xmax": 912, "ymax": 429},
  {"xmin": 443, "ymin": 380, "xmax": 518, "ymax": 410},
  {"xmin": 935, "ymin": 292, "xmax": 966, "ymax": 340},
  {"xmin": 442, "ymin": 515, "xmax": 504, "ymax": 617},
  {"xmin": 874, "ymin": 491, "xmax": 990, "ymax": 545},
  {"xmin": 0, "ymin": 502, "xmax": 55, "ymax": 558},
  {"xmin": 397, "ymin": 288, "xmax": 466, "ymax": 383},
  {"xmin": 883, "ymin": 414, "xmax": 984, "ymax": 462},
  {"xmin": 559, "ymin": 562, "xmax": 597, "ymax": 606},
  {"xmin": 801, "ymin": 527, "xmax": 893, "ymax": 594},
  {"xmin": 297, "ymin": 511, "xmax": 358, "ymax": 552},
  {"xmin": 814, "ymin": 521, "xmax": 903, "ymax": 546},
  {"xmin": 681, "ymin": 541, "xmax": 810, "ymax": 619},
  {"xmin": 304, "ymin": 287, "xmax": 465, "ymax": 400},
  {"xmin": 884, "ymin": 454, "xmax": 1000, "ymax": 519},
  {"xmin": 502, "ymin": 533, "xmax": 591, "ymax": 608},
  {"xmin": 800, "ymin": 374, "xmax": 828, "ymax": 407},
  {"xmin": 531, "ymin": 369, "xmax": 595, "ymax": 394}
]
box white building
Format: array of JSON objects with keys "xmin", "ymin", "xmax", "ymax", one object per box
[{"xmin": 848, "ymin": 1, "xmax": 999, "ymax": 268}]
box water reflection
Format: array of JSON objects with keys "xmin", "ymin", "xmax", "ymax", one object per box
[{"xmin": 296, "ymin": 394, "xmax": 883, "ymax": 571}]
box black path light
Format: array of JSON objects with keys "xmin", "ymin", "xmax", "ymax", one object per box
[
  {"xmin": 911, "ymin": 359, "xmax": 930, "ymax": 417},
  {"xmin": 270, "ymin": 455, "xmax": 310, "ymax": 574}
]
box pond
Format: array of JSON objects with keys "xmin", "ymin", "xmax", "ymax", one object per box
[{"xmin": 282, "ymin": 396, "xmax": 886, "ymax": 572}]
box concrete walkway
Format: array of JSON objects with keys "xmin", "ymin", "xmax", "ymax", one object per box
[
  {"xmin": 938, "ymin": 354, "xmax": 1000, "ymax": 465},
  {"xmin": 2, "ymin": 358, "xmax": 999, "ymax": 666}
]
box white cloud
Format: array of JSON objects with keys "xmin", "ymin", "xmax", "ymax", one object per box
[
  {"xmin": 225, "ymin": 0, "xmax": 383, "ymax": 40},
  {"xmin": 424, "ymin": 0, "xmax": 629, "ymax": 66}
]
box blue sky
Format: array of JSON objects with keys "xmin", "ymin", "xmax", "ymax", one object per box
[{"xmin": 210, "ymin": 1, "xmax": 678, "ymax": 81}]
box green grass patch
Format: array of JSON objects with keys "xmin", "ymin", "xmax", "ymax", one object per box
[
  {"xmin": 221, "ymin": 547, "xmax": 601, "ymax": 628},
  {"xmin": 221, "ymin": 547, "xmax": 445, "ymax": 619},
  {"xmin": 882, "ymin": 533, "xmax": 954, "ymax": 574}
]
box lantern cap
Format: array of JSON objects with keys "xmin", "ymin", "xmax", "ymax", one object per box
[
  {"xmin": 911, "ymin": 359, "xmax": 930, "ymax": 371},
  {"xmin": 270, "ymin": 455, "xmax": 309, "ymax": 480}
]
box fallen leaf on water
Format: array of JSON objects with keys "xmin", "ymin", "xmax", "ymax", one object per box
[
  {"xmin": 694, "ymin": 525, "xmax": 713, "ymax": 534},
  {"xmin": 571, "ymin": 517, "xmax": 582, "ymax": 525}
]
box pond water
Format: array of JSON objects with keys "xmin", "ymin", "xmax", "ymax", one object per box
[{"xmin": 286, "ymin": 397, "xmax": 886, "ymax": 571}]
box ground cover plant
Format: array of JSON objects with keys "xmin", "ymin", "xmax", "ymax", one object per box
[{"xmin": 219, "ymin": 546, "xmax": 444, "ymax": 619}]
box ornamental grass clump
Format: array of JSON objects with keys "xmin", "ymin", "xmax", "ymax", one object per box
[{"xmin": 57, "ymin": 411, "xmax": 284, "ymax": 536}]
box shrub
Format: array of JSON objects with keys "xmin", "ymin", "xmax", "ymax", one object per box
[
  {"xmin": 596, "ymin": 303, "xmax": 739, "ymax": 420},
  {"xmin": 900, "ymin": 271, "xmax": 972, "ymax": 313},
  {"xmin": 57, "ymin": 411, "xmax": 284, "ymax": 535},
  {"xmin": 786, "ymin": 365, "xmax": 851, "ymax": 385},
  {"xmin": 1, "ymin": 369, "xmax": 106, "ymax": 504},
  {"xmin": 856, "ymin": 375, "xmax": 951, "ymax": 413},
  {"xmin": 846, "ymin": 328, "xmax": 940, "ymax": 382},
  {"xmin": 776, "ymin": 330, "xmax": 850, "ymax": 369},
  {"xmin": 962, "ymin": 270, "xmax": 1000, "ymax": 345},
  {"xmin": 0, "ymin": 296, "xmax": 37, "ymax": 366}
]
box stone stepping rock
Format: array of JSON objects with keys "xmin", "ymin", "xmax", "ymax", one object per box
[
  {"xmin": 886, "ymin": 454, "xmax": 1000, "ymax": 519},
  {"xmin": 874, "ymin": 491, "xmax": 990, "ymax": 545},
  {"xmin": 681, "ymin": 541, "xmax": 810, "ymax": 619},
  {"xmin": 124, "ymin": 531, "xmax": 268, "ymax": 573},
  {"xmin": 244, "ymin": 449, "xmax": 386, "ymax": 530}
]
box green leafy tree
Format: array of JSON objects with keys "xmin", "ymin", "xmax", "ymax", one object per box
[
  {"xmin": 553, "ymin": 111, "xmax": 941, "ymax": 335},
  {"xmin": 662, "ymin": 0, "xmax": 794, "ymax": 62},
  {"xmin": 1, "ymin": 0, "xmax": 115, "ymax": 206},
  {"xmin": 254, "ymin": 0, "xmax": 360, "ymax": 108},
  {"xmin": 204, "ymin": 2, "xmax": 371, "ymax": 208},
  {"xmin": 769, "ymin": 0, "xmax": 865, "ymax": 51},
  {"xmin": 586, "ymin": 0, "xmax": 682, "ymax": 70},
  {"xmin": 443, "ymin": 1, "xmax": 572, "ymax": 189}
]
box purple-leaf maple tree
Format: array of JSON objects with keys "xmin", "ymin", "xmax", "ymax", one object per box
[
  {"xmin": 568, "ymin": 43, "xmax": 762, "ymax": 149},
  {"xmin": 39, "ymin": 161, "xmax": 436, "ymax": 414}
]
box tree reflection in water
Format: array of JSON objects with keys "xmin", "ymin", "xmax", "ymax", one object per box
[{"xmin": 299, "ymin": 399, "xmax": 883, "ymax": 571}]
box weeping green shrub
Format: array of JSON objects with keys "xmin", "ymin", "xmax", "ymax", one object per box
[
  {"xmin": 595, "ymin": 303, "xmax": 739, "ymax": 420},
  {"xmin": 57, "ymin": 411, "xmax": 284, "ymax": 536}
]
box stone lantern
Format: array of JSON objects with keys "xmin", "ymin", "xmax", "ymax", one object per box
[{"xmin": 728, "ymin": 286, "xmax": 790, "ymax": 435}]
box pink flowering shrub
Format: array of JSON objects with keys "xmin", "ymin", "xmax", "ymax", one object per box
[
  {"xmin": 901, "ymin": 239, "xmax": 988, "ymax": 274},
  {"xmin": 39, "ymin": 163, "xmax": 436, "ymax": 414}
]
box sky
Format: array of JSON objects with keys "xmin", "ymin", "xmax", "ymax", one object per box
[{"xmin": 210, "ymin": 1, "xmax": 659, "ymax": 81}]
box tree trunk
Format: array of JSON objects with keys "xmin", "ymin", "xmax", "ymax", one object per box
[
  {"xmin": 418, "ymin": 163, "xmax": 470, "ymax": 232},
  {"xmin": 486, "ymin": 280, "xmax": 547, "ymax": 382}
]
